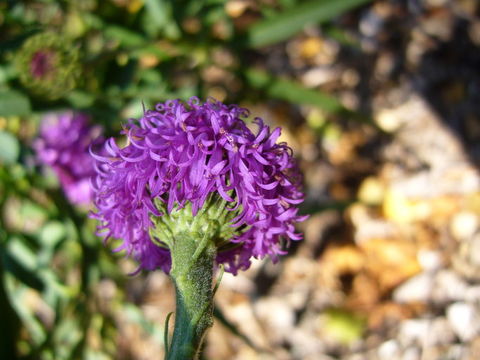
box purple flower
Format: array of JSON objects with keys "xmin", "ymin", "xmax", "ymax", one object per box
[
  {"xmin": 91, "ymin": 98, "xmax": 306, "ymax": 274},
  {"xmin": 35, "ymin": 111, "xmax": 103, "ymax": 206}
]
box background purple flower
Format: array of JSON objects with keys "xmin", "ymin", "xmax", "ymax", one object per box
[
  {"xmin": 35, "ymin": 111, "xmax": 103, "ymax": 206},
  {"xmin": 92, "ymin": 98, "xmax": 306, "ymax": 274}
]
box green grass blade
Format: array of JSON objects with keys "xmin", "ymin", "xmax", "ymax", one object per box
[
  {"xmin": 164, "ymin": 312, "xmax": 174, "ymax": 357},
  {"xmin": 213, "ymin": 306, "xmax": 260, "ymax": 351},
  {"xmin": 245, "ymin": 68, "xmax": 343, "ymax": 113},
  {"xmin": 245, "ymin": 69, "xmax": 379, "ymax": 127},
  {"xmin": 246, "ymin": 0, "xmax": 372, "ymax": 48}
]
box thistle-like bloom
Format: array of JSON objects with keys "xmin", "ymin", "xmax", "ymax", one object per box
[
  {"xmin": 35, "ymin": 112, "xmax": 103, "ymax": 206},
  {"xmin": 92, "ymin": 98, "xmax": 306, "ymax": 274},
  {"xmin": 16, "ymin": 32, "xmax": 80, "ymax": 99}
]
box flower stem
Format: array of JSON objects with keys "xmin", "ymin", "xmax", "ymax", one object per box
[{"xmin": 166, "ymin": 231, "xmax": 216, "ymax": 360}]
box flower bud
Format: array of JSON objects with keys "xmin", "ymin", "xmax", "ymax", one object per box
[{"xmin": 16, "ymin": 32, "xmax": 81, "ymax": 99}]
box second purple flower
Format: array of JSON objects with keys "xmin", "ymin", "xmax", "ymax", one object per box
[{"xmin": 35, "ymin": 111, "xmax": 103, "ymax": 206}]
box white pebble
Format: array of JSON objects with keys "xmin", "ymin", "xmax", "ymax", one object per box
[
  {"xmin": 447, "ymin": 302, "xmax": 480, "ymax": 342},
  {"xmin": 393, "ymin": 272, "xmax": 433, "ymax": 303},
  {"xmin": 417, "ymin": 249, "xmax": 443, "ymax": 271},
  {"xmin": 450, "ymin": 211, "xmax": 478, "ymax": 241},
  {"xmin": 378, "ymin": 339, "xmax": 401, "ymax": 358}
]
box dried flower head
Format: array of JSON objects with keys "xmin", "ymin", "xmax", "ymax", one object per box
[
  {"xmin": 35, "ymin": 111, "xmax": 103, "ymax": 206},
  {"xmin": 92, "ymin": 98, "xmax": 306, "ymax": 274},
  {"xmin": 16, "ymin": 32, "xmax": 81, "ymax": 99}
]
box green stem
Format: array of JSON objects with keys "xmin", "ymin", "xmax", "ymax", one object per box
[{"xmin": 166, "ymin": 232, "xmax": 216, "ymax": 360}]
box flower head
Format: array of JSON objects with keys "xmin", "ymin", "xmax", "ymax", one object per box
[
  {"xmin": 16, "ymin": 32, "xmax": 81, "ymax": 99},
  {"xmin": 35, "ymin": 111, "xmax": 103, "ymax": 206},
  {"xmin": 92, "ymin": 98, "xmax": 306, "ymax": 274}
]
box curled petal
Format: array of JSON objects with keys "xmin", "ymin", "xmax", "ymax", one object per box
[{"xmin": 257, "ymin": 181, "xmax": 279, "ymax": 190}]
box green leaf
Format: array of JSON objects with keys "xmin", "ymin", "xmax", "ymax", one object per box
[
  {"xmin": 5, "ymin": 281, "xmax": 46, "ymax": 344},
  {"xmin": 53, "ymin": 317, "xmax": 83, "ymax": 358},
  {"xmin": 246, "ymin": 0, "xmax": 372, "ymax": 48},
  {"xmin": 245, "ymin": 69, "xmax": 343, "ymax": 113},
  {"xmin": 0, "ymin": 64, "xmax": 17, "ymax": 85},
  {"xmin": 66, "ymin": 90, "xmax": 95, "ymax": 108},
  {"xmin": 6, "ymin": 237, "xmax": 37, "ymax": 270},
  {"xmin": 1, "ymin": 238, "xmax": 44, "ymax": 291},
  {"xmin": 0, "ymin": 90, "xmax": 31, "ymax": 117},
  {"xmin": 131, "ymin": 45, "xmax": 170, "ymax": 61},
  {"xmin": 39, "ymin": 221, "xmax": 66, "ymax": 248},
  {"xmin": 104, "ymin": 25, "xmax": 146, "ymax": 47},
  {"xmin": 144, "ymin": 0, "xmax": 169, "ymax": 31},
  {"xmin": 84, "ymin": 349, "xmax": 112, "ymax": 360},
  {"xmin": 0, "ymin": 131, "xmax": 20, "ymax": 164}
]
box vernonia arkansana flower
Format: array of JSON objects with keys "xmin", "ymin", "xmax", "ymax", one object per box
[
  {"xmin": 35, "ymin": 111, "xmax": 103, "ymax": 206},
  {"xmin": 91, "ymin": 97, "xmax": 306, "ymax": 274}
]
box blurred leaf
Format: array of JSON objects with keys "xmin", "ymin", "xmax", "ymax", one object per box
[
  {"xmin": 104, "ymin": 25, "xmax": 146, "ymax": 47},
  {"xmin": 85, "ymin": 349, "xmax": 112, "ymax": 360},
  {"xmin": 323, "ymin": 308, "xmax": 366, "ymax": 344},
  {"xmin": 6, "ymin": 281, "xmax": 46, "ymax": 344},
  {"xmin": 138, "ymin": 68, "xmax": 163, "ymax": 84},
  {"xmin": 132, "ymin": 45, "xmax": 170, "ymax": 61},
  {"xmin": 277, "ymin": 0, "xmax": 298, "ymax": 8},
  {"xmin": 0, "ymin": 131, "xmax": 20, "ymax": 164},
  {"xmin": 23, "ymin": 198, "xmax": 48, "ymax": 216},
  {"xmin": 0, "ymin": 64, "xmax": 17, "ymax": 85},
  {"xmin": 246, "ymin": 0, "xmax": 372, "ymax": 48},
  {"xmin": 66, "ymin": 90, "xmax": 95, "ymax": 108},
  {"xmin": 64, "ymin": 11, "xmax": 87, "ymax": 38},
  {"xmin": 1, "ymin": 237, "xmax": 44, "ymax": 291},
  {"xmin": 82, "ymin": 12, "xmax": 104, "ymax": 30},
  {"xmin": 39, "ymin": 269, "xmax": 72, "ymax": 304},
  {"xmin": 6, "ymin": 236, "xmax": 37, "ymax": 270},
  {"xmin": 245, "ymin": 69, "xmax": 343, "ymax": 113},
  {"xmin": 39, "ymin": 221, "xmax": 66, "ymax": 249},
  {"xmin": 0, "ymin": 90, "xmax": 31, "ymax": 117},
  {"xmin": 122, "ymin": 83, "xmax": 194, "ymax": 102},
  {"xmin": 144, "ymin": 0, "xmax": 169, "ymax": 32},
  {"xmin": 53, "ymin": 317, "xmax": 83, "ymax": 359}
]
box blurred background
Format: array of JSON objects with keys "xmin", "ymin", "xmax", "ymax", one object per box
[{"xmin": 1, "ymin": 0, "xmax": 480, "ymax": 359}]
